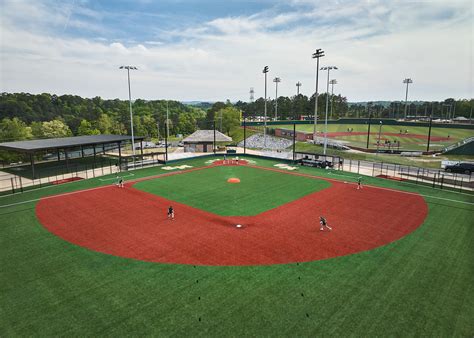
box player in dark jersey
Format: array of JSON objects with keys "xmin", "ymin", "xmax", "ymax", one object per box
[
  {"xmin": 319, "ymin": 216, "xmax": 332, "ymax": 231},
  {"xmin": 167, "ymin": 206, "xmax": 174, "ymax": 220},
  {"xmin": 357, "ymin": 177, "xmax": 362, "ymax": 190}
]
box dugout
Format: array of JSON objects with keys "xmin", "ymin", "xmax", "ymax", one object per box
[
  {"xmin": 295, "ymin": 152, "xmax": 343, "ymax": 169},
  {"xmin": 0, "ymin": 135, "xmax": 145, "ymax": 179}
]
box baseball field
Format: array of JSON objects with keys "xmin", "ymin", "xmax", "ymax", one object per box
[
  {"xmin": 1, "ymin": 155, "xmax": 473, "ymax": 336},
  {"xmin": 271, "ymin": 123, "xmax": 474, "ymax": 151}
]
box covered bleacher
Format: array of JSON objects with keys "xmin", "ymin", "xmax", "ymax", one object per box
[{"xmin": 0, "ymin": 135, "xmax": 146, "ymax": 179}]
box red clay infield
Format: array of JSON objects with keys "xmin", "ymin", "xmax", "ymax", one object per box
[{"xmin": 36, "ymin": 166, "xmax": 428, "ymax": 266}]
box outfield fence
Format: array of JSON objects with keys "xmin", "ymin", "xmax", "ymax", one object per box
[{"xmin": 340, "ymin": 158, "xmax": 473, "ymax": 192}]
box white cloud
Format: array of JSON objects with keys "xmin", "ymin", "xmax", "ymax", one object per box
[{"xmin": 0, "ymin": 0, "xmax": 472, "ymax": 101}]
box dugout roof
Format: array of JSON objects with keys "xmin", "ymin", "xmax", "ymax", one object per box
[{"xmin": 0, "ymin": 135, "xmax": 145, "ymax": 153}]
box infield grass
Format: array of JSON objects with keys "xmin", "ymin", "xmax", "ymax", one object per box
[
  {"xmin": 0, "ymin": 155, "xmax": 473, "ymax": 336},
  {"xmin": 134, "ymin": 165, "xmax": 330, "ymax": 216}
]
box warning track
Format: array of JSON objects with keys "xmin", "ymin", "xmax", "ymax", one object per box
[{"xmin": 36, "ymin": 166, "xmax": 428, "ymax": 266}]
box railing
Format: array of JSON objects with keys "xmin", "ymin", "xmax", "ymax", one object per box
[
  {"xmin": 0, "ymin": 153, "xmax": 166, "ymax": 195},
  {"xmin": 340, "ymin": 159, "xmax": 473, "ymax": 192},
  {"xmin": 443, "ymin": 136, "xmax": 474, "ymax": 153}
]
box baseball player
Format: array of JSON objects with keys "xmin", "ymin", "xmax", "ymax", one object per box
[
  {"xmin": 167, "ymin": 206, "xmax": 175, "ymax": 220},
  {"xmin": 116, "ymin": 176, "xmax": 124, "ymax": 188},
  {"xmin": 319, "ymin": 216, "xmax": 332, "ymax": 231}
]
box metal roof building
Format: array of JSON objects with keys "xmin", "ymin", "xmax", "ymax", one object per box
[
  {"xmin": 182, "ymin": 130, "xmax": 232, "ymax": 153},
  {"xmin": 0, "ymin": 135, "xmax": 145, "ymax": 178}
]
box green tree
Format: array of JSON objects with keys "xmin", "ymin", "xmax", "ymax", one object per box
[
  {"xmin": 131, "ymin": 116, "xmax": 146, "ymax": 138},
  {"xmin": 177, "ymin": 113, "xmax": 196, "ymax": 135},
  {"xmin": 0, "ymin": 117, "xmax": 33, "ymax": 163},
  {"xmin": 207, "ymin": 101, "xmax": 228, "ymax": 122},
  {"xmin": 217, "ymin": 107, "xmax": 241, "ymax": 134},
  {"xmin": 30, "ymin": 121, "xmax": 44, "ymax": 138},
  {"xmin": 110, "ymin": 121, "xmax": 124, "ymax": 135},
  {"xmin": 0, "ymin": 117, "xmax": 32, "ymax": 142},
  {"xmin": 77, "ymin": 120, "xmax": 100, "ymax": 136},
  {"xmin": 141, "ymin": 115, "xmax": 158, "ymax": 138},
  {"xmin": 41, "ymin": 120, "xmax": 73, "ymax": 138},
  {"xmin": 96, "ymin": 114, "xmax": 113, "ymax": 134}
]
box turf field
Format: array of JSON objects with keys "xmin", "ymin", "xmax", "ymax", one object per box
[
  {"xmin": 271, "ymin": 123, "xmax": 474, "ymax": 151},
  {"xmin": 134, "ymin": 165, "xmax": 330, "ymax": 216},
  {"xmin": 0, "ymin": 155, "xmax": 473, "ymax": 336}
]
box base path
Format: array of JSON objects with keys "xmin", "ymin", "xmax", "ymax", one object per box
[{"xmin": 36, "ymin": 167, "xmax": 428, "ymax": 266}]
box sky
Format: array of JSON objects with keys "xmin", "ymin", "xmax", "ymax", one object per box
[{"xmin": 0, "ymin": 0, "xmax": 473, "ymax": 102}]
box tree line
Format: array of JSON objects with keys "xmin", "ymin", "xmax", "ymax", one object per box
[
  {"xmin": 0, "ymin": 93, "xmax": 243, "ymax": 163},
  {"xmin": 234, "ymin": 93, "xmax": 348, "ymax": 120},
  {"xmin": 347, "ymin": 99, "xmax": 474, "ymax": 119},
  {"xmin": 1, "ymin": 92, "xmax": 472, "ymax": 147},
  {"xmin": 235, "ymin": 94, "xmax": 473, "ymax": 121},
  {"xmin": 0, "ymin": 93, "xmax": 209, "ymax": 142}
]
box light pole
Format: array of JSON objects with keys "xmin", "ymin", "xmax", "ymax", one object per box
[
  {"xmin": 403, "ymin": 78, "xmax": 413, "ymax": 120},
  {"xmin": 119, "ymin": 65, "xmax": 138, "ymax": 168},
  {"xmin": 321, "ymin": 66, "xmax": 338, "ymax": 155},
  {"xmin": 296, "ymin": 81, "xmax": 302, "ymax": 95},
  {"xmin": 329, "ymin": 79, "xmax": 337, "ymax": 120},
  {"xmin": 376, "ymin": 121, "xmax": 383, "ymax": 155},
  {"xmin": 427, "ymin": 113, "xmax": 433, "ymax": 152},
  {"xmin": 166, "ymin": 100, "xmax": 170, "ymax": 161},
  {"xmin": 312, "ymin": 48, "xmax": 325, "ymax": 142},
  {"xmin": 273, "ymin": 77, "xmax": 281, "ymax": 120},
  {"xmin": 366, "ymin": 114, "xmax": 372, "ymax": 149},
  {"xmin": 263, "ymin": 66, "xmax": 269, "ymax": 148}
]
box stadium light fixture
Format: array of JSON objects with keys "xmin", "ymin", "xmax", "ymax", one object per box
[
  {"xmin": 311, "ymin": 49, "xmax": 325, "ymax": 141},
  {"xmin": 320, "ymin": 66, "xmax": 338, "ymax": 155},
  {"xmin": 296, "ymin": 81, "xmax": 302, "ymax": 95},
  {"xmin": 263, "ymin": 66, "xmax": 269, "ymax": 148},
  {"xmin": 119, "ymin": 65, "xmax": 138, "ymax": 169}
]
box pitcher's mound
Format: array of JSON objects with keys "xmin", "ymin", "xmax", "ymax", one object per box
[{"xmin": 227, "ymin": 178, "xmax": 240, "ymax": 183}]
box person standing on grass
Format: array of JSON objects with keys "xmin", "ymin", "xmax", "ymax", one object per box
[
  {"xmin": 357, "ymin": 177, "xmax": 362, "ymax": 190},
  {"xmin": 167, "ymin": 206, "xmax": 175, "ymax": 220},
  {"xmin": 319, "ymin": 216, "xmax": 332, "ymax": 231}
]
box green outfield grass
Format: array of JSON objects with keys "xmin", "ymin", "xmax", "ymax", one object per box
[
  {"xmin": 1, "ymin": 155, "xmax": 473, "ymax": 336},
  {"xmin": 272, "ymin": 123, "xmax": 474, "ymax": 151},
  {"xmin": 134, "ymin": 165, "xmax": 330, "ymax": 216}
]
